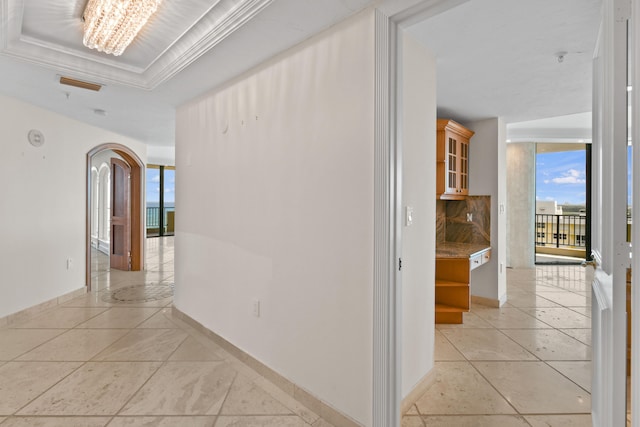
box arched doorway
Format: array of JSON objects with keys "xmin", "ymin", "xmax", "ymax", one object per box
[{"xmin": 86, "ymin": 143, "xmax": 144, "ymax": 291}]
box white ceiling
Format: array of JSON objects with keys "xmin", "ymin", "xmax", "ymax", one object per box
[
  {"xmin": 508, "ymin": 112, "xmax": 593, "ymax": 143},
  {"xmin": 408, "ymin": 0, "xmax": 601, "ymax": 137},
  {"xmin": 0, "ymin": 0, "xmax": 601, "ymax": 147}
]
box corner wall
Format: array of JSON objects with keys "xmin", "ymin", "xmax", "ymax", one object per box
[
  {"xmin": 468, "ymin": 118, "xmax": 507, "ymax": 304},
  {"xmin": 175, "ymin": 10, "xmax": 375, "ymax": 425},
  {"xmin": 0, "ymin": 94, "xmax": 147, "ymax": 318},
  {"xmin": 400, "ymin": 32, "xmax": 437, "ymax": 398}
]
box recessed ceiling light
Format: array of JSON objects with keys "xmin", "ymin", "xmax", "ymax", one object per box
[{"xmin": 555, "ymin": 51, "xmax": 568, "ymax": 63}]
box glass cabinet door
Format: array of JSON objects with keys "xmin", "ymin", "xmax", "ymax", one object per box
[
  {"xmin": 446, "ymin": 135, "xmax": 458, "ymax": 194},
  {"xmin": 459, "ymin": 139, "xmax": 469, "ymax": 195}
]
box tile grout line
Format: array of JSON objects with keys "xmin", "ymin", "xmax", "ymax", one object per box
[
  {"xmin": 426, "ymin": 267, "xmax": 592, "ymax": 424},
  {"xmin": 434, "ymin": 321, "xmax": 525, "ymax": 418},
  {"xmin": 109, "ymin": 357, "xmax": 168, "ymax": 418},
  {"xmin": 9, "ymin": 359, "xmax": 91, "ymax": 417}
]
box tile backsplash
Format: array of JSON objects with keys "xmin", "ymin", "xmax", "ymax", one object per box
[{"xmin": 436, "ymin": 196, "xmax": 490, "ymax": 246}]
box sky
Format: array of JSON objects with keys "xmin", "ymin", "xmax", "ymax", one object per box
[
  {"xmin": 536, "ymin": 150, "xmax": 586, "ymax": 205},
  {"xmin": 146, "ymin": 168, "xmax": 175, "ymax": 205}
]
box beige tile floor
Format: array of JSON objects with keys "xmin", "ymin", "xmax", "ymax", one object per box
[
  {"xmin": 1, "ymin": 240, "xmax": 620, "ymax": 427},
  {"xmin": 403, "ymin": 265, "xmax": 595, "ymax": 427},
  {"xmin": 0, "ymin": 237, "xmax": 333, "ymax": 427}
]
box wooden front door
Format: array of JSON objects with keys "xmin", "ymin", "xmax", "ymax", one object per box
[{"xmin": 110, "ymin": 158, "xmax": 131, "ymax": 271}]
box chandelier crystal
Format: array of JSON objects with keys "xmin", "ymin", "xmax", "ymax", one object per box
[{"xmin": 83, "ymin": 0, "xmax": 162, "ymax": 56}]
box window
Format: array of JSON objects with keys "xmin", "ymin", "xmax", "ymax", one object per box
[{"xmin": 146, "ymin": 165, "xmax": 175, "ymax": 237}]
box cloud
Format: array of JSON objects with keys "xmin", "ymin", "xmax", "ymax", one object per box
[{"xmin": 550, "ymin": 169, "xmax": 586, "ymax": 184}]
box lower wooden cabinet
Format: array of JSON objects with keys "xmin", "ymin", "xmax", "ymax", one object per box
[{"xmin": 435, "ymin": 258, "xmax": 470, "ymax": 324}]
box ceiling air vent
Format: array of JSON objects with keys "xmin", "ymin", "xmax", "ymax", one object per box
[{"xmin": 59, "ymin": 76, "xmax": 102, "ymax": 92}]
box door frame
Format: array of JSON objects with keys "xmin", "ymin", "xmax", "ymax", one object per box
[
  {"xmin": 590, "ymin": 0, "xmax": 631, "ymax": 424},
  {"xmin": 632, "ymin": 0, "xmax": 640, "ymax": 422},
  {"xmin": 373, "ymin": 1, "xmax": 469, "ymax": 425},
  {"xmin": 86, "ymin": 143, "xmax": 144, "ymax": 291}
]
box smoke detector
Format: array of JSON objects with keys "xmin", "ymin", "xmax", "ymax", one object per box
[{"xmin": 27, "ymin": 129, "xmax": 44, "ymax": 147}]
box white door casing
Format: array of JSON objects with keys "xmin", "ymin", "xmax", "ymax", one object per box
[
  {"xmin": 632, "ymin": 0, "xmax": 640, "ymax": 424},
  {"xmin": 591, "ymin": 0, "xmax": 630, "ymax": 425}
]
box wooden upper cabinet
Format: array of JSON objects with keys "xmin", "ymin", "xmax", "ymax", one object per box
[{"xmin": 436, "ymin": 119, "xmax": 475, "ymax": 200}]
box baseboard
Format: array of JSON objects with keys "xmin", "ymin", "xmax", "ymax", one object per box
[
  {"xmin": 0, "ymin": 287, "xmax": 87, "ymax": 328},
  {"xmin": 471, "ymin": 294, "xmax": 502, "ymax": 308},
  {"xmin": 171, "ymin": 306, "xmax": 362, "ymax": 427},
  {"xmin": 401, "ymin": 369, "xmax": 436, "ymax": 415},
  {"xmin": 97, "ymin": 239, "xmax": 110, "ymax": 255}
]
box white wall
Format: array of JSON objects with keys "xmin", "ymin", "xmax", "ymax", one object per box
[
  {"xmin": 507, "ymin": 142, "xmax": 535, "ymax": 268},
  {"xmin": 0, "ymin": 94, "xmax": 147, "ymax": 318},
  {"xmin": 175, "ymin": 10, "xmax": 375, "ymax": 426},
  {"xmin": 400, "ymin": 32, "xmax": 436, "ymax": 398},
  {"xmin": 468, "ymin": 118, "xmax": 507, "ymax": 303},
  {"xmin": 147, "ymin": 145, "xmax": 175, "ymax": 166}
]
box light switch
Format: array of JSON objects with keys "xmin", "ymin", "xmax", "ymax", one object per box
[{"xmin": 405, "ymin": 206, "xmax": 414, "ymax": 227}]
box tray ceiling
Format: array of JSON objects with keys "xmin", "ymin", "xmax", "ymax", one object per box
[{"xmin": 1, "ymin": 0, "xmax": 274, "ymax": 89}]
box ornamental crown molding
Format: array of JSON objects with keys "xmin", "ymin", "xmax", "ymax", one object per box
[{"xmin": 0, "ymin": 0, "xmax": 273, "ymax": 90}]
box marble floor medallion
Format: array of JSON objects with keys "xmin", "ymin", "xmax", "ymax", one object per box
[{"xmin": 101, "ymin": 283, "xmax": 174, "ymax": 303}]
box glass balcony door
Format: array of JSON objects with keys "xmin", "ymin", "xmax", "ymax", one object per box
[{"xmin": 146, "ymin": 165, "xmax": 175, "ymax": 237}]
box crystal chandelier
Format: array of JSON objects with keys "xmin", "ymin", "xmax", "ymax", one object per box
[{"xmin": 82, "ymin": 0, "xmax": 162, "ymax": 56}]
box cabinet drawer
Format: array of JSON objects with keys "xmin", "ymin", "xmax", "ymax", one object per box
[
  {"xmin": 470, "ymin": 254, "xmax": 483, "ymax": 270},
  {"xmin": 470, "ymin": 250, "xmax": 491, "ymax": 271}
]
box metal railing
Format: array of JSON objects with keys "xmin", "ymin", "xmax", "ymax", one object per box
[
  {"xmin": 535, "ymin": 214, "xmax": 587, "ymax": 249},
  {"xmin": 146, "ymin": 207, "xmax": 175, "ymax": 236}
]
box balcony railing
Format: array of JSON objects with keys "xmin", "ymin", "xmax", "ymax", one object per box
[
  {"xmin": 146, "ymin": 207, "xmax": 175, "ymax": 236},
  {"xmin": 535, "ymin": 214, "xmax": 586, "ymax": 249}
]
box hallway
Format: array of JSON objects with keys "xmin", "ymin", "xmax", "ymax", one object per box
[
  {"xmin": 403, "ymin": 265, "xmax": 593, "ymax": 426},
  {"xmin": 0, "ymin": 237, "xmax": 597, "ymax": 426},
  {"xmin": 0, "ymin": 237, "xmax": 332, "ymax": 427}
]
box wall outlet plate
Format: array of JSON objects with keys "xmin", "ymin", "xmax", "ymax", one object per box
[{"xmin": 405, "ymin": 206, "xmax": 413, "ymax": 226}]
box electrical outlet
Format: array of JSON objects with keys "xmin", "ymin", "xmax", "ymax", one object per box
[
  {"xmin": 66, "ymin": 258, "xmax": 73, "ymax": 270},
  {"xmin": 252, "ymin": 300, "xmax": 261, "ymax": 318}
]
